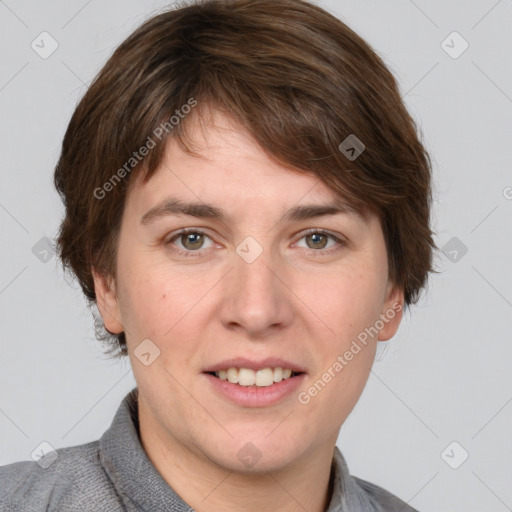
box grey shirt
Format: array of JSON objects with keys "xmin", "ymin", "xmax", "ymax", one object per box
[{"xmin": 0, "ymin": 387, "xmax": 418, "ymax": 511}]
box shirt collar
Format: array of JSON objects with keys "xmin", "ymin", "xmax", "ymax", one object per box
[
  {"xmin": 99, "ymin": 387, "xmax": 190, "ymax": 511},
  {"xmin": 99, "ymin": 387, "xmax": 371, "ymax": 512}
]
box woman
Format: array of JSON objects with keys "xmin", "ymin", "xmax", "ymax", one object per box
[{"xmin": 0, "ymin": 1, "xmax": 437, "ymax": 510}]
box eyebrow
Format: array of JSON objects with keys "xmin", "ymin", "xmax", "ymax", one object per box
[{"xmin": 140, "ymin": 197, "xmax": 364, "ymax": 226}]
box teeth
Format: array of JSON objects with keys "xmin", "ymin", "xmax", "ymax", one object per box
[
  {"xmin": 226, "ymin": 368, "xmax": 238, "ymax": 383},
  {"xmin": 239, "ymin": 368, "xmax": 255, "ymax": 386},
  {"xmin": 214, "ymin": 367, "xmax": 297, "ymax": 386},
  {"xmin": 255, "ymin": 368, "xmax": 274, "ymax": 387}
]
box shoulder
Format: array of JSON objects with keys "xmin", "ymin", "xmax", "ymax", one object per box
[
  {"xmin": 0, "ymin": 440, "xmax": 123, "ymax": 512},
  {"xmin": 352, "ymin": 475, "xmax": 419, "ymax": 512}
]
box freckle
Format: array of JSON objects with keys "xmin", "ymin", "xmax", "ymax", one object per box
[{"xmin": 162, "ymin": 294, "xmax": 166, "ymax": 300}]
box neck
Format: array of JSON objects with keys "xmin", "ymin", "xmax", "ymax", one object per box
[{"xmin": 138, "ymin": 406, "xmax": 336, "ymax": 512}]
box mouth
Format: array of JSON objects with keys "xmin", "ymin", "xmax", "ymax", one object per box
[
  {"xmin": 202, "ymin": 365, "xmax": 307, "ymax": 407},
  {"xmin": 204, "ymin": 367, "xmax": 305, "ymax": 387}
]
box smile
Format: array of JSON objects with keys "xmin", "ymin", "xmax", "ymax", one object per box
[{"xmin": 210, "ymin": 367, "xmax": 301, "ymax": 387}]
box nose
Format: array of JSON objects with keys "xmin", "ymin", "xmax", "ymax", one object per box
[{"xmin": 218, "ymin": 242, "xmax": 294, "ymax": 338}]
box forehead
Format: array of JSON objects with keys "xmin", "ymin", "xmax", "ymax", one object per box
[{"xmin": 126, "ymin": 108, "xmax": 369, "ymax": 225}]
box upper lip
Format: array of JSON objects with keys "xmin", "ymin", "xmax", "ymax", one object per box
[{"xmin": 203, "ymin": 357, "xmax": 307, "ymax": 373}]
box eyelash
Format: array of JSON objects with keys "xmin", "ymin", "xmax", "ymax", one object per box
[{"xmin": 164, "ymin": 228, "xmax": 346, "ymax": 258}]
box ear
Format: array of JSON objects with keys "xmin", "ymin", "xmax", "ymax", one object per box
[
  {"xmin": 91, "ymin": 268, "xmax": 124, "ymax": 334},
  {"xmin": 377, "ymin": 281, "xmax": 404, "ymax": 341}
]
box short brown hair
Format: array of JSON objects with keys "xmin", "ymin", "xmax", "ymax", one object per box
[{"xmin": 53, "ymin": 0, "xmax": 439, "ymax": 358}]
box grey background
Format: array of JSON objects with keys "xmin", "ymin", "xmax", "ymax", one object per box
[{"xmin": 1, "ymin": 1, "xmax": 511, "ymax": 511}]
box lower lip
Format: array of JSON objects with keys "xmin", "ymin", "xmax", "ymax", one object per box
[{"xmin": 203, "ymin": 373, "xmax": 306, "ymax": 407}]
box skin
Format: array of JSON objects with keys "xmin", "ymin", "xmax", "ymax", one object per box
[{"xmin": 93, "ymin": 107, "xmax": 404, "ymax": 512}]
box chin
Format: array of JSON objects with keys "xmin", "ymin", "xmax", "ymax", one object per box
[
  {"xmin": 216, "ymin": 448, "xmax": 298, "ymax": 475},
  {"xmin": 200, "ymin": 430, "xmax": 304, "ymax": 474}
]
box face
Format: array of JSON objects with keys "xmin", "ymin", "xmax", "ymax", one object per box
[{"xmin": 93, "ymin": 108, "xmax": 403, "ymax": 474}]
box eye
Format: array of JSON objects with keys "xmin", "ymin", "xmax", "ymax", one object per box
[
  {"xmin": 165, "ymin": 228, "xmax": 215, "ymax": 257},
  {"xmin": 164, "ymin": 228, "xmax": 346, "ymax": 258},
  {"xmin": 294, "ymin": 229, "xmax": 345, "ymax": 253}
]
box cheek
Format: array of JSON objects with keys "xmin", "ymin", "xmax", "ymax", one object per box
[
  {"xmin": 300, "ymin": 266, "xmax": 383, "ymax": 406},
  {"xmin": 313, "ymin": 266, "xmax": 385, "ymax": 342},
  {"xmin": 117, "ymin": 261, "xmax": 193, "ymax": 342},
  {"xmin": 121, "ymin": 271, "xmax": 202, "ymax": 389}
]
